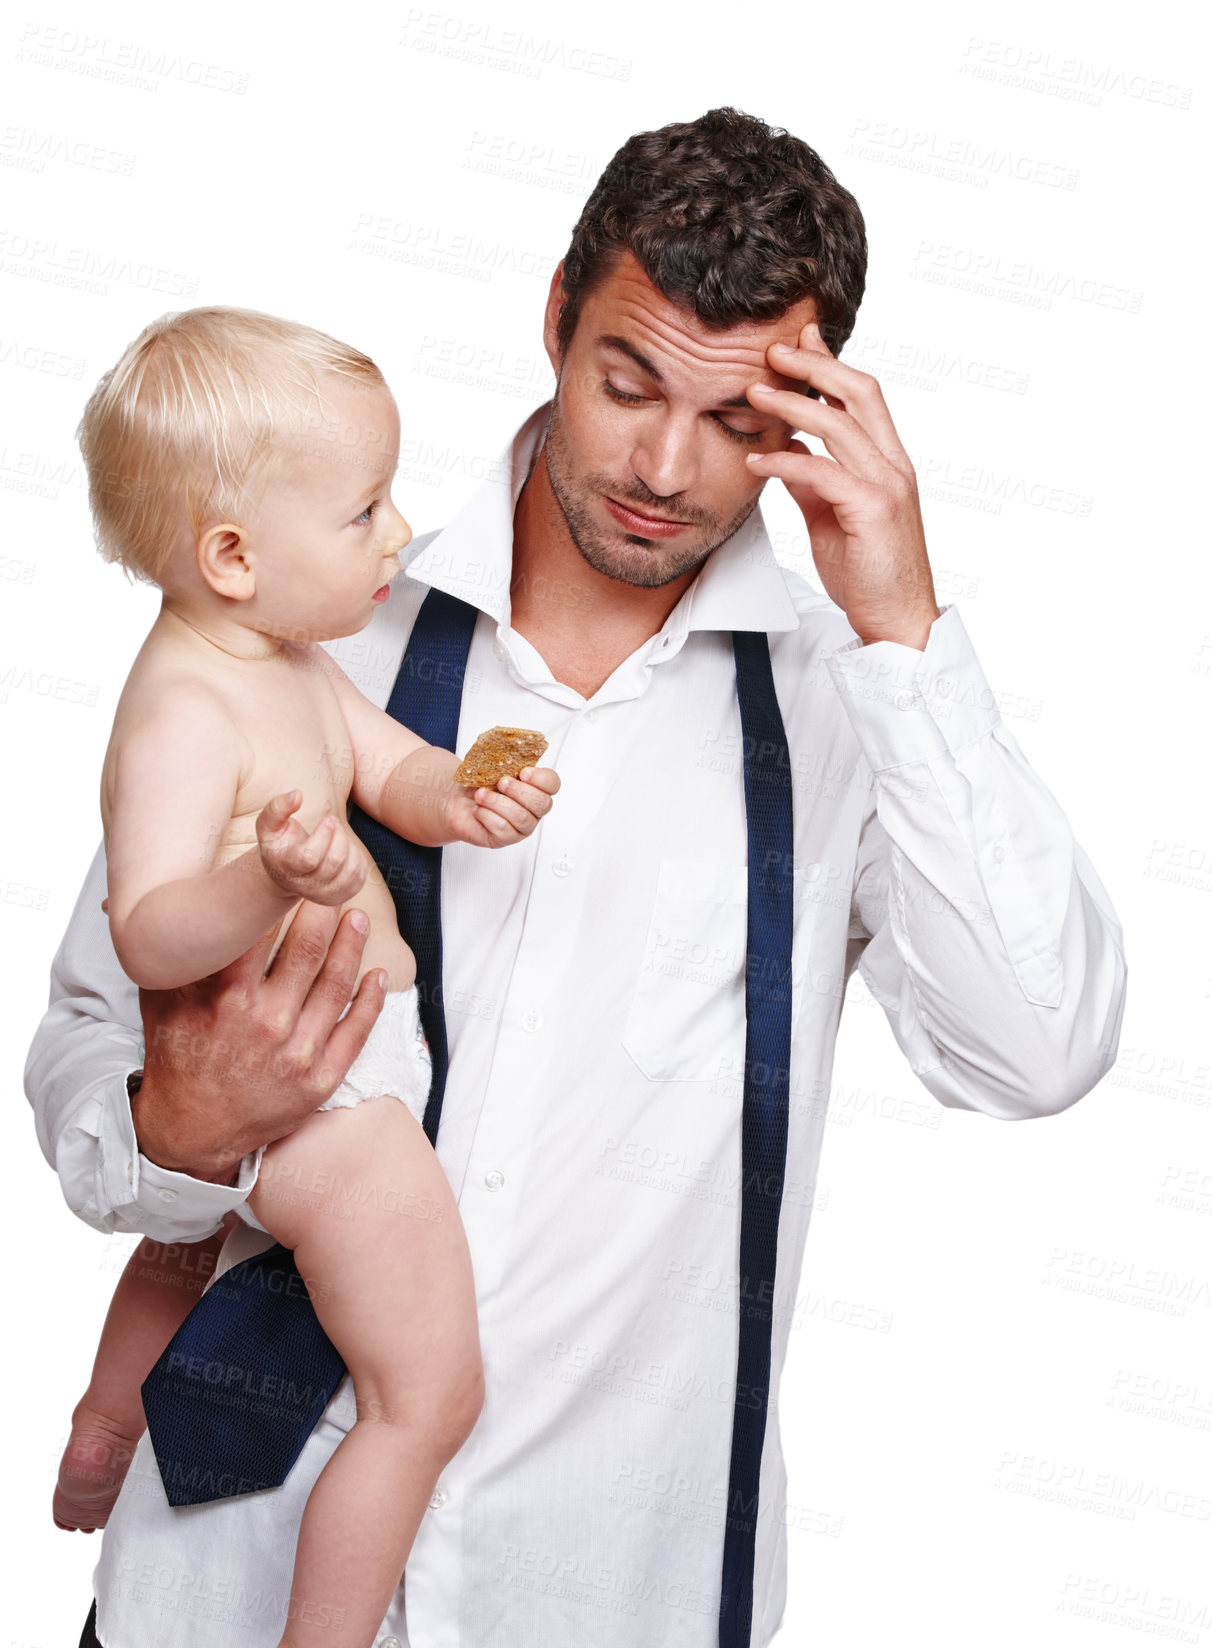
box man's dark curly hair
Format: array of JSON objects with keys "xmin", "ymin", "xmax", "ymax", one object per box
[{"xmin": 557, "ymin": 107, "xmax": 868, "ymax": 361}]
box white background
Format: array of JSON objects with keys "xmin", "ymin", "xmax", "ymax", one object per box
[{"xmin": 2, "ymin": 1, "xmax": 1208, "ymax": 1644}]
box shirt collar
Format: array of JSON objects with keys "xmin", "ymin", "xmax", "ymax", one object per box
[{"xmin": 405, "ymin": 400, "xmax": 800, "ymax": 637}]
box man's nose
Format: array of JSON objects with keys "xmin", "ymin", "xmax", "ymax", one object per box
[{"xmin": 629, "ymin": 416, "xmax": 698, "ymax": 500}]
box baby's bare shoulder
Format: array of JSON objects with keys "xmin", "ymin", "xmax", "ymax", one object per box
[
  {"xmin": 111, "ymin": 643, "xmax": 240, "ymax": 738},
  {"xmin": 105, "ymin": 631, "xmax": 347, "ymax": 812},
  {"xmin": 105, "ymin": 629, "xmax": 260, "ymax": 795}
]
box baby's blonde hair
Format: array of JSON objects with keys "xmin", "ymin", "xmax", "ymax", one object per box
[{"xmin": 78, "ymin": 306, "xmax": 387, "ymax": 587}]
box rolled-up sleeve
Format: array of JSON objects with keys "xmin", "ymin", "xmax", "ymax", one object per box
[
  {"xmin": 824, "ymin": 603, "xmax": 1127, "ymax": 1119},
  {"xmin": 24, "ymin": 840, "xmax": 261, "ymax": 1240}
]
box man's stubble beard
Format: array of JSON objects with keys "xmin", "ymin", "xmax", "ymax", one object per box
[{"xmin": 541, "ymin": 382, "xmax": 761, "ymax": 590}]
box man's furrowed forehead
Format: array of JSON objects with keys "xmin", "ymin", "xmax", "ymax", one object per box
[{"xmin": 576, "ymin": 250, "xmax": 817, "ymax": 383}]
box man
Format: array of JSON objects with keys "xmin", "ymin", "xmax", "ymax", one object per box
[{"xmin": 28, "ymin": 107, "xmax": 1126, "ymax": 1648}]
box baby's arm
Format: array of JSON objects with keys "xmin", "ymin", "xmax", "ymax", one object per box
[
  {"xmin": 317, "ymin": 651, "xmax": 559, "ymax": 849},
  {"xmin": 105, "ymin": 684, "xmax": 358, "ymax": 990}
]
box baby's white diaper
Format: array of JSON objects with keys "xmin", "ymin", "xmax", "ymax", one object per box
[
  {"xmin": 315, "ymin": 985, "xmax": 431, "ymax": 1121},
  {"xmin": 235, "ymin": 986, "xmax": 432, "ymax": 1235}
]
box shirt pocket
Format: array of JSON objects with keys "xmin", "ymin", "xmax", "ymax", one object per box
[{"xmin": 622, "ymin": 857, "xmax": 749, "ymax": 1082}]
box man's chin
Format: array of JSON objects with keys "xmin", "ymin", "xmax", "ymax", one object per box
[{"xmin": 578, "ymin": 534, "xmax": 709, "ymax": 590}]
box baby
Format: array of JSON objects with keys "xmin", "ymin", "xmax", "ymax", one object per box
[{"xmin": 51, "ymin": 307, "xmax": 559, "ymax": 1648}]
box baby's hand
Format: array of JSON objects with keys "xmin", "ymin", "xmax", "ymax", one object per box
[
  {"xmin": 256, "ymin": 790, "xmax": 369, "ymax": 905},
  {"xmin": 450, "ymin": 765, "xmax": 560, "ymax": 850}
]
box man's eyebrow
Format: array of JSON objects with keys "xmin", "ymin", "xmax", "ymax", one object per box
[
  {"xmin": 598, "ymin": 334, "xmax": 664, "ymax": 384},
  {"xmin": 599, "ymin": 333, "xmax": 779, "ymax": 412}
]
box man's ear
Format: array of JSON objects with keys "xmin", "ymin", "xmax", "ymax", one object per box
[
  {"xmin": 542, "ymin": 260, "xmax": 568, "ymax": 375},
  {"xmin": 196, "ymin": 521, "xmax": 256, "ymax": 601}
]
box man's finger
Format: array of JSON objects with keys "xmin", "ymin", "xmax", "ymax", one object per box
[
  {"xmin": 748, "ymin": 383, "xmax": 890, "ymax": 480},
  {"xmin": 745, "ymin": 448, "xmax": 856, "ymax": 506},
  {"xmin": 264, "ymin": 897, "xmax": 344, "ymax": 1004},
  {"xmin": 766, "ymin": 341, "xmax": 908, "ymax": 465},
  {"xmin": 292, "ymin": 905, "xmax": 373, "ymax": 1040},
  {"xmin": 312, "ymin": 964, "xmax": 388, "ymax": 1096}
]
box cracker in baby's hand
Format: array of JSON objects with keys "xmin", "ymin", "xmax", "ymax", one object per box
[{"xmin": 453, "ymin": 726, "xmax": 549, "ymax": 787}]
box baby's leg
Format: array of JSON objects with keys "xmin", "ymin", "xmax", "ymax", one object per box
[
  {"xmin": 247, "ymin": 1097, "xmax": 483, "ymax": 1648},
  {"xmin": 54, "ymin": 1214, "xmax": 237, "ymax": 1531}
]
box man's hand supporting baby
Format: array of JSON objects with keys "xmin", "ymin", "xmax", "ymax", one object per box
[{"xmin": 130, "ymin": 901, "xmax": 389, "ymax": 1183}]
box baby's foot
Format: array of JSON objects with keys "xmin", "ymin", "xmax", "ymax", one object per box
[{"xmin": 53, "ymin": 1404, "xmax": 140, "ymax": 1532}]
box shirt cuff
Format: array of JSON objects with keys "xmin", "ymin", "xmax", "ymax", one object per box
[
  {"xmin": 112, "ymin": 1068, "xmax": 263, "ymax": 1236},
  {"xmin": 822, "ymin": 603, "xmax": 1001, "ymax": 772}
]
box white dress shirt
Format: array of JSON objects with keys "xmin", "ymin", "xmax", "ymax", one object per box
[{"xmin": 26, "ymin": 402, "xmax": 1127, "ymax": 1648}]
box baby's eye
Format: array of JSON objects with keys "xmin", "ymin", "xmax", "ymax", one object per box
[{"xmin": 353, "ymin": 502, "xmax": 376, "ymax": 525}]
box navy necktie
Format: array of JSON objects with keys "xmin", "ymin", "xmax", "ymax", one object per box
[
  {"xmin": 718, "ymin": 630, "xmax": 794, "ymax": 1648},
  {"xmin": 140, "ymin": 589, "xmax": 794, "ymax": 1648},
  {"xmin": 345, "ymin": 585, "xmax": 480, "ymax": 1143}
]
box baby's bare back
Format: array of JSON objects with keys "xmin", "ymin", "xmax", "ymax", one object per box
[{"xmin": 102, "ymin": 616, "xmax": 416, "ymax": 991}]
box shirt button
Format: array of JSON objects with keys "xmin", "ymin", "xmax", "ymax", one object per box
[
  {"xmin": 522, "ymin": 1009, "xmax": 542, "ymax": 1032},
  {"xmin": 381, "ymin": 1638, "xmax": 402, "ymax": 1648},
  {"xmin": 893, "ymin": 689, "xmax": 917, "ymax": 711},
  {"xmin": 429, "ymin": 1485, "xmax": 448, "ymax": 1510},
  {"xmin": 157, "ymin": 1188, "xmax": 178, "ymax": 1203},
  {"xmin": 552, "ymin": 855, "xmax": 573, "ymax": 878},
  {"xmin": 993, "ymin": 845, "xmax": 1006, "ymax": 864},
  {"xmin": 127, "ymin": 1163, "xmax": 136, "ymax": 1187},
  {"xmin": 584, "ymin": 707, "xmax": 599, "ymax": 723},
  {"xmin": 484, "ymin": 1169, "xmax": 505, "ymax": 1191}
]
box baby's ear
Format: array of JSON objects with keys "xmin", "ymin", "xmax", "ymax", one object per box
[{"xmin": 197, "ymin": 521, "xmax": 255, "ymax": 601}]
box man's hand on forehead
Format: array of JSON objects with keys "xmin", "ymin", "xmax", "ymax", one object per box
[
  {"xmin": 743, "ymin": 320, "xmax": 940, "ymax": 652},
  {"xmin": 763, "ymin": 321, "xmax": 824, "ymax": 406}
]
